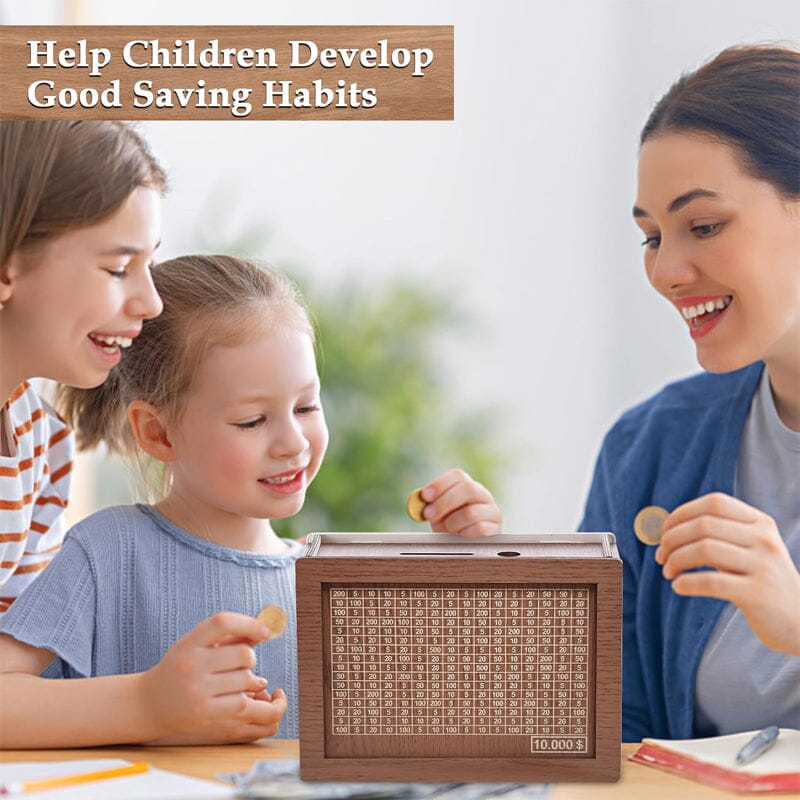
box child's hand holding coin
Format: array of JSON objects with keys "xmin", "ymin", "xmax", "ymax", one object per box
[{"xmin": 407, "ymin": 468, "xmax": 501, "ymax": 537}]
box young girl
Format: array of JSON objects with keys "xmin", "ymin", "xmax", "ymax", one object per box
[
  {"xmin": 0, "ymin": 121, "xmax": 165, "ymax": 611},
  {"xmin": 0, "ymin": 254, "xmax": 502, "ymax": 747},
  {"xmin": 580, "ymin": 45, "xmax": 800, "ymax": 740}
]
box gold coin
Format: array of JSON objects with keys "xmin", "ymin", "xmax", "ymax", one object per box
[
  {"xmin": 406, "ymin": 488, "xmax": 427, "ymax": 522},
  {"xmin": 634, "ymin": 505, "xmax": 669, "ymax": 546},
  {"xmin": 257, "ymin": 605, "xmax": 287, "ymax": 637}
]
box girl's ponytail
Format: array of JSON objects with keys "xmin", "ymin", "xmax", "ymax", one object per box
[{"xmin": 56, "ymin": 367, "xmax": 133, "ymax": 455}]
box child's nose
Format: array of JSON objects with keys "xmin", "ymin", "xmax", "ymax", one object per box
[
  {"xmin": 270, "ymin": 419, "xmax": 308, "ymax": 459},
  {"xmin": 126, "ymin": 269, "xmax": 163, "ymax": 320}
]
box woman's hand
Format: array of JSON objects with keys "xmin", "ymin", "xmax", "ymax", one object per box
[
  {"xmin": 419, "ymin": 468, "xmax": 502, "ymax": 537},
  {"xmin": 656, "ymin": 492, "xmax": 800, "ymax": 655},
  {"xmin": 138, "ymin": 612, "xmax": 287, "ymax": 744}
]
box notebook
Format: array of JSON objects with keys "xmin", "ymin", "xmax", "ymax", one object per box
[
  {"xmin": 629, "ymin": 728, "xmax": 800, "ymax": 794},
  {"xmin": 0, "ymin": 759, "xmax": 233, "ymax": 799}
]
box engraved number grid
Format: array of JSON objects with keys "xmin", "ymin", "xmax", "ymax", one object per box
[{"xmin": 329, "ymin": 585, "xmax": 590, "ymax": 746}]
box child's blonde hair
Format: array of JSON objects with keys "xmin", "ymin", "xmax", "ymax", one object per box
[
  {"xmin": 57, "ymin": 255, "xmax": 313, "ymax": 468},
  {"xmin": 0, "ymin": 121, "xmax": 167, "ymax": 268}
]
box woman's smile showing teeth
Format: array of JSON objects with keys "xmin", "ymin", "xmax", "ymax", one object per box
[
  {"xmin": 675, "ymin": 295, "xmax": 733, "ymax": 339},
  {"xmin": 681, "ymin": 296, "xmax": 732, "ymax": 320}
]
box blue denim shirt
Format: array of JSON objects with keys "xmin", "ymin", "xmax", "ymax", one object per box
[{"xmin": 579, "ymin": 362, "xmax": 763, "ymax": 741}]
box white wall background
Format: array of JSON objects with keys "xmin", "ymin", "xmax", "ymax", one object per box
[{"xmin": 3, "ymin": 0, "xmax": 798, "ymax": 532}]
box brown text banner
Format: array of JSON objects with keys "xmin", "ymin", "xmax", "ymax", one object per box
[{"xmin": 0, "ymin": 26, "xmax": 453, "ymax": 120}]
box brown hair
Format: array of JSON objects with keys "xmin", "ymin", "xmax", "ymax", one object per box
[
  {"xmin": 57, "ymin": 254, "xmax": 312, "ymax": 462},
  {"xmin": 641, "ymin": 44, "xmax": 800, "ymax": 200},
  {"xmin": 0, "ymin": 121, "xmax": 167, "ymax": 268}
]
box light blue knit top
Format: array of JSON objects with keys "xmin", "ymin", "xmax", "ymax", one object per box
[{"xmin": 0, "ymin": 504, "xmax": 303, "ymax": 738}]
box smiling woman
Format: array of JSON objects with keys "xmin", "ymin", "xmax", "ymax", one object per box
[
  {"xmin": 633, "ymin": 134, "xmax": 800, "ymax": 378},
  {"xmin": 0, "ymin": 121, "xmax": 166, "ymax": 611},
  {"xmin": 579, "ymin": 44, "xmax": 800, "ymax": 742}
]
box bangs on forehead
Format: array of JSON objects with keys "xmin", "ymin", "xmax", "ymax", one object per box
[
  {"xmin": 202, "ymin": 299, "xmax": 315, "ymax": 351},
  {"xmin": 174, "ymin": 300, "xmax": 315, "ymax": 402}
]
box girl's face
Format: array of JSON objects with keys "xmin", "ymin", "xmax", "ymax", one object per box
[
  {"xmin": 0, "ymin": 186, "xmax": 163, "ymax": 393},
  {"xmin": 633, "ymin": 133, "xmax": 800, "ymax": 374},
  {"xmin": 167, "ymin": 324, "xmax": 329, "ymax": 525}
]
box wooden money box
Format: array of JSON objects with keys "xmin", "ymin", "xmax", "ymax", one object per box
[{"xmin": 296, "ymin": 533, "xmax": 621, "ymax": 783}]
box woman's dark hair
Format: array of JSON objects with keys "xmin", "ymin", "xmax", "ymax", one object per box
[{"xmin": 641, "ymin": 45, "xmax": 800, "ymax": 200}]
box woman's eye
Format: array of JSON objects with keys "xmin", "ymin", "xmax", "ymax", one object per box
[
  {"xmin": 640, "ymin": 235, "xmax": 660, "ymax": 250},
  {"xmin": 297, "ymin": 404, "xmax": 321, "ymax": 415},
  {"xmin": 105, "ymin": 267, "xmax": 127, "ymax": 277},
  {"xmin": 235, "ymin": 418, "xmax": 265, "ymax": 430},
  {"xmin": 692, "ymin": 222, "xmax": 722, "ymax": 238}
]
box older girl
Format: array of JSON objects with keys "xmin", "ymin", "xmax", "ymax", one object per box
[{"xmin": 0, "ymin": 121, "xmax": 165, "ymax": 609}]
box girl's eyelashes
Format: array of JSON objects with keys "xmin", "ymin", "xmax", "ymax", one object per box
[
  {"xmin": 234, "ymin": 417, "xmax": 265, "ymax": 430},
  {"xmin": 641, "ymin": 235, "xmax": 660, "ymax": 249},
  {"xmin": 104, "ymin": 257, "xmax": 157, "ymax": 278},
  {"xmin": 233, "ymin": 403, "xmax": 321, "ymax": 429}
]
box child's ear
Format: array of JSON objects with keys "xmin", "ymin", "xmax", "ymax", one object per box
[
  {"xmin": 127, "ymin": 400, "xmax": 176, "ymax": 463},
  {"xmin": 0, "ymin": 251, "xmax": 22, "ymax": 305}
]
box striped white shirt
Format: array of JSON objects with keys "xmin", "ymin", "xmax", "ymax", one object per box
[{"xmin": 0, "ymin": 382, "xmax": 73, "ymax": 613}]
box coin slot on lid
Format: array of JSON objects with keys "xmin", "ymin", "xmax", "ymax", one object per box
[{"xmin": 497, "ymin": 550, "xmax": 520, "ymax": 557}]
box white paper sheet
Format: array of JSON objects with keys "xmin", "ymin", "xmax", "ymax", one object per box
[
  {"xmin": 0, "ymin": 758, "xmax": 234, "ymax": 799},
  {"xmin": 644, "ymin": 727, "xmax": 800, "ymax": 774}
]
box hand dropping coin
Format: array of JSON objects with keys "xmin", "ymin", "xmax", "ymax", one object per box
[
  {"xmin": 634, "ymin": 505, "xmax": 669, "ymax": 546},
  {"xmin": 406, "ymin": 488, "xmax": 427, "ymax": 522},
  {"xmin": 257, "ymin": 605, "xmax": 287, "ymax": 637}
]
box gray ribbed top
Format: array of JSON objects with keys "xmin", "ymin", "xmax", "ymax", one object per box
[{"xmin": 0, "ymin": 504, "xmax": 303, "ymax": 738}]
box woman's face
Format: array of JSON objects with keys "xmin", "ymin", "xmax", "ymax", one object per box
[{"xmin": 633, "ymin": 132, "xmax": 800, "ymax": 375}]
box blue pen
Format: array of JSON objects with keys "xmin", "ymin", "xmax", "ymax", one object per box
[{"xmin": 735, "ymin": 726, "xmax": 780, "ymax": 766}]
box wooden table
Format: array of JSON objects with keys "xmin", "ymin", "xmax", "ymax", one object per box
[{"xmin": 2, "ymin": 742, "xmax": 796, "ymax": 798}]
